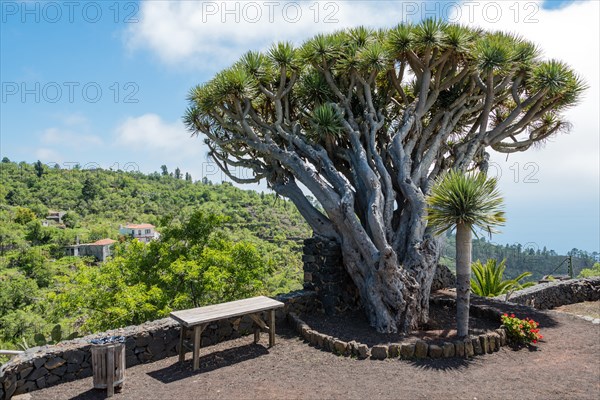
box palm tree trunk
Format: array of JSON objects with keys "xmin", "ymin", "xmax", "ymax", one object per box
[{"xmin": 456, "ymin": 222, "xmax": 472, "ymax": 338}]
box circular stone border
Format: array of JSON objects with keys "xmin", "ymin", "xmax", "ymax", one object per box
[{"xmin": 287, "ymin": 297, "xmax": 508, "ymax": 360}]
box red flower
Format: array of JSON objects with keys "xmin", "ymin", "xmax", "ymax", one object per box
[{"xmin": 511, "ymin": 314, "xmax": 515, "ymax": 318}]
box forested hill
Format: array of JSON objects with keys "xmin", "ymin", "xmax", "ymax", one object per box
[
  {"xmin": 440, "ymin": 235, "xmax": 598, "ymax": 281},
  {"xmin": 0, "ymin": 159, "xmax": 310, "ymax": 243},
  {"xmin": 0, "ymin": 159, "xmax": 311, "ymax": 350}
]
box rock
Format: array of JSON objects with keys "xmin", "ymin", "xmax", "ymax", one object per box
[
  {"xmin": 415, "ymin": 340, "xmax": 428, "ymax": 359},
  {"xmin": 478, "ymin": 335, "xmax": 489, "ymax": 354},
  {"xmin": 325, "ymin": 336, "xmax": 336, "ymax": 352},
  {"xmin": 216, "ymin": 322, "xmax": 233, "ymax": 338},
  {"xmin": 134, "ymin": 332, "xmax": 152, "ymax": 347},
  {"xmin": 454, "ymin": 341, "xmax": 465, "ymax": 357},
  {"xmin": 442, "ymin": 342, "xmax": 455, "ymax": 358},
  {"xmin": 464, "ymin": 338, "xmax": 474, "ymax": 357},
  {"xmin": 28, "ymin": 367, "xmax": 49, "ymax": 382},
  {"xmin": 309, "ymin": 331, "xmax": 319, "ymax": 346},
  {"xmin": 35, "ymin": 376, "xmax": 46, "ymax": 389},
  {"xmin": 62, "ymin": 373, "xmax": 77, "ymax": 382},
  {"xmin": 77, "ymin": 367, "xmax": 93, "ymax": 379},
  {"xmin": 46, "ymin": 374, "xmax": 61, "ymax": 385},
  {"xmin": 51, "ymin": 365, "xmax": 67, "ymax": 377},
  {"xmin": 300, "ymin": 326, "xmax": 311, "ymax": 341},
  {"xmin": 488, "ymin": 334, "xmax": 496, "ymax": 352},
  {"xmin": 316, "ymin": 333, "xmax": 325, "ymax": 348},
  {"xmin": 371, "ymin": 345, "xmax": 388, "ymax": 360},
  {"xmin": 18, "ymin": 367, "xmax": 33, "ymax": 380},
  {"xmin": 33, "ymin": 358, "xmax": 46, "ymax": 369},
  {"xmin": 64, "ymin": 350, "xmax": 85, "ymax": 365},
  {"xmin": 148, "ymin": 340, "xmax": 165, "ymax": 356},
  {"xmin": 4, "ymin": 379, "xmax": 16, "ymax": 399},
  {"xmin": 496, "ymin": 329, "xmax": 507, "ymax": 346},
  {"xmin": 472, "ymin": 337, "xmax": 483, "ymax": 355},
  {"xmin": 388, "ymin": 344, "xmax": 400, "ymax": 358},
  {"xmin": 428, "ymin": 345, "xmax": 443, "ymax": 358},
  {"xmin": 357, "ymin": 344, "xmax": 370, "ymax": 359},
  {"xmin": 400, "ymin": 343, "xmax": 415, "ymax": 359},
  {"xmin": 333, "ymin": 340, "xmax": 348, "ymax": 355},
  {"xmin": 13, "ymin": 380, "xmax": 36, "ymax": 396},
  {"xmin": 66, "ymin": 363, "xmax": 80, "ymax": 373}
]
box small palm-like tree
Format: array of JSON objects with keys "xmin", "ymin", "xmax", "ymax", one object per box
[
  {"xmin": 470, "ymin": 259, "xmax": 535, "ymax": 298},
  {"xmin": 426, "ymin": 170, "xmax": 505, "ymax": 338}
]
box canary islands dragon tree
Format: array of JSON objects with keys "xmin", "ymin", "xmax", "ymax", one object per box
[{"xmin": 184, "ymin": 20, "xmax": 585, "ymax": 333}]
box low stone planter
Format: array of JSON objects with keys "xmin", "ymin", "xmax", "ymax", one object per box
[{"xmin": 288, "ymin": 298, "xmax": 509, "ymax": 361}]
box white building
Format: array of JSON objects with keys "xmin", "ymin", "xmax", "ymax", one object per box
[
  {"xmin": 119, "ymin": 223, "xmax": 160, "ymax": 243},
  {"xmin": 65, "ymin": 238, "xmax": 116, "ymax": 262}
]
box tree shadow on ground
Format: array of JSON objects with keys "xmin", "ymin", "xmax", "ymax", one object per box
[
  {"xmin": 69, "ymin": 387, "xmax": 125, "ymax": 400},
  {"xmin": 146, "ymin": 343, "xmax": 269, "ymax": 384},
  {"xmin": 407, "ymin": 356, "xmax": 478, "ymax": 372}
]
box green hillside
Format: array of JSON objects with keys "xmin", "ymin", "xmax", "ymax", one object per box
[
  {"xmin": 0, "ymin": 159, "xmax": 310, "ymax": 350},
  {"xmin": 440, "ymin": 234, "xmax": 597, "ymax": 281}
]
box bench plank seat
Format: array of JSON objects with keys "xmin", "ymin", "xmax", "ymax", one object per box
[
  {"xmin": 169, "ymin": 296, "xmax": 284, "ymax": 370},
  {"xmin": 170, "ymin": 296, "xmax": 283, "ymax": 327}
]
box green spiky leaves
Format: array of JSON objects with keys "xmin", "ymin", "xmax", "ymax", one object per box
[
  {"xmin": 309, "ymin": 103, "xmax": 344, "ymax": 141},
  {"xmin": 470, "ymin": 259, "xmax": 534, "ymax": 297},
  {"xmin": 426, "ymin": 170, "xmax": 506, "ymax": 236},
  {"xmin": 531, "ymin": 60, "xmax": 587, "ymax": 107}
]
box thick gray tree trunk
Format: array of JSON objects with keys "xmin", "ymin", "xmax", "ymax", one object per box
[
  {"xmin": 455, "ymin": 222, "xmax": 472, "ymax": 338},
  {"xmin": 188, "ymin": 27, "xmax": 569, "ymax": 334}
]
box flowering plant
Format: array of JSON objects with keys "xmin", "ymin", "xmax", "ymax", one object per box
[{"xmin": 500, "ymin": 313, "xmax": 543, "ymax": 345}]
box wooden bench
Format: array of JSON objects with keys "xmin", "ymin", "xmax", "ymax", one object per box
[{"xmin": 169, "ymin": 296, "xmax": 284, "ymax": 370}]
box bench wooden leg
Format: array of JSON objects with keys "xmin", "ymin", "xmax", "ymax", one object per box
[
  {"xmin": 254, "ymin": 326, "xmax": 261, "ymax": 344},
  {"xmin": 193, "ymin": 325, "xmax": 202, "ymax": 371},
  {"xmin": 178, "ymin": 325, "xmax": 186, "ymax": 364},
  {"xmin": 269, "ymin": 309, "xmax": 276, "ymax": 347}
]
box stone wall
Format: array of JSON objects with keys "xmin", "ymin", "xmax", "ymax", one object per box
[
  {"xmin": 500, "ymin": 277, "xmax": 600, "ymax": 310},
  {"xmin": 302, "ymin": 236, "xmax": 361, "ymax": 314},
  {"xmin": 303, "ymin": 236, "xmax": 456, "ymax": 314},
  {"xmin": 0, "ymin": 291, "xmax": 317, "ymax": 399},
  {"xmin": 431, "ymin": 264, "xmax": 456, "ymax": 291}
]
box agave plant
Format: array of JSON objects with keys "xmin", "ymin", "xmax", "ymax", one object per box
[{"xmin": 470, "ymin": 259, "xmax": 535, "ymax": 297}]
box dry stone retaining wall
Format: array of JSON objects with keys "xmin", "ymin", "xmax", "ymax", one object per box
[
  {"xmin": 0, "ymin": 291, "xmax": 317, "ymax": 399},
  {"xmin": 499, "ymin": 277, "xmax": 600, "ymax": 310}
]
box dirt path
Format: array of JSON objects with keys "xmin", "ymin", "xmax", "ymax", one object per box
[{"xmin": 29, "ymin": 308, "xmax": 600, "ymax": 400}]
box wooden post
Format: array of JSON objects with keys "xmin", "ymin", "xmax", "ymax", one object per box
[
  {"xmin": 269, "ymin": 309, "xmax": 276, "ymax": 347},
  {"xmin": 178, "ymin": 325, "xmax": 186, "ymax": 364},
  {"xmin": 106, "ymin": 348, "xmax": 114, "ymax": 397},
  {"xmin": 193, "ymin": 325, "xmax": 202, "ymax": 371}
]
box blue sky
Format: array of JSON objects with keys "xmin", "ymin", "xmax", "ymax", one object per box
[{"xmin": 1, "ymin": 0, "xmax": 598, "ymax": 255}]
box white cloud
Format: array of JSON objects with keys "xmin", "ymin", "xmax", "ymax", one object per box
[
  {"xmin": 113, "ymin": 113, "xmax": 262, "ymax": 185},
  {"xmin": 41, "ymin": 128, "xmax": 103, "ymax": 148},
  {"xmin": 34, "ymin": 148, "xmax": 63, "ymax": 163},
  {"xmin": 451, "ymin": 0, "xmax": 600, "ymax": 251},
  {"xmin": 114, "ymin": 113, "xmax": 206, "ymax": 157},
  {"xmin": 125, "ymin": 1, "xmax": 408, "ymax": 70},
  {"xmin": 38, "ymin": 113, "xmax": 103, "ymax": 149},
  {"xmin": 451, "ymin": 1, "xmax": 599, "ymax": 195}
]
